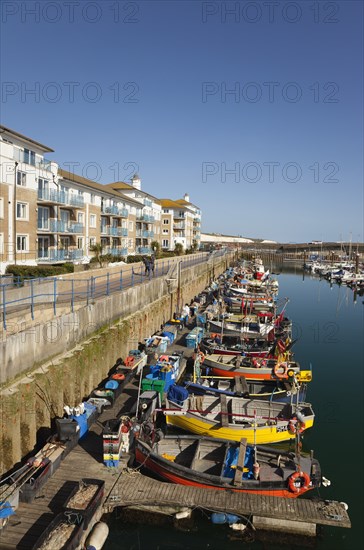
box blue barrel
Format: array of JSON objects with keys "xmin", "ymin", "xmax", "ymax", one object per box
[
  {"xmin": 210, "ymin": 513, "xmax": 241, "ymax": 525},
  {"xmin": 105, "ymin": 380, "xmax": 119, "ymax": 390}
]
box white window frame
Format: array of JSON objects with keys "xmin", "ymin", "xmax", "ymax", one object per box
[
  {"xmin": 163, "ymin": 229, "xmax": 169, "ymax": 234},
  {"xmin": 128, "ymin": 221, "xmax": 133, "ymax": 231},
  {"xmin": 89, "ymin": 237, "xmax": 96, "ymax": 248},
  {"xmin": 38, "ymin": 206, "xmax": 50, "ymax": 229},
  {"xmin": 16, "ymin": 201, "xmax": 28, "ymax": 220},
  {"xmin": 162, "ymin": 239, "xmax": 169, "ymax": 248},
  {"xmin": 77, "ymin": 237, "xmax": 84, "ymax": 250},
  {"xmin": 163, "ymin": 219, "xmax": 169, "ymax": 225},
  {"xmin": 0, "ymin": 233, "xmax": 4, "ymax": 255},
  {"xmin": 0, "ymin": 197, "xmax": 4, "ymax": 218},
  {"xmin": 17, "ymin": 171, "xmax": 27, "ymax": 186},
  {"xmin": 77, "ymin": 212, "xmax": 84, "ymax": 224},
  {"xmin": 90, "ymin": 193, "xmax": 95, "ymax": 205},
  {"xmin": 89, "ymin": 214, "xmax": 96, "ymax": 228},
  {"xmin": 16, "ymin": 234, "xmax": 28, "ymax": 252}
]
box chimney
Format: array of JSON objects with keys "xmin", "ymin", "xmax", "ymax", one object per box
[
  {"xmin": 131, "ymin": 173, "xmax": 141, "ymax": 190},
  {"xmin": 184, "ymin": 193, "xmax": 190, "ymax": 202}
]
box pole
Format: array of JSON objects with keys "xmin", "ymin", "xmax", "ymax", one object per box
[{"xmin": 13, "ymin": 162, "xmax": 18, "ymax": 265}]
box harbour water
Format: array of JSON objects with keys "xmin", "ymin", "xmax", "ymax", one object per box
[{"xmin": 105, "ymin": 266, "xmax": 363, "ymax": 550}]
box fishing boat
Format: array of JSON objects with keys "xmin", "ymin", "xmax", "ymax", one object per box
[
  {"xmin": 134, "ymin": 433, "xmax": 321, "ymax": 498},
  {"xmin": 201, "ymin": 335, "xmax": 273, "ymax": 357},
  {"xmin": 202, "ymin": 354, "xmax": 310, "ymax": 382},
  {"xmin": 208, "ymin": 313, "xmax": 275, "ymax": 339},
  {"xmin": 164, "ymin": 386, "xmax": 315, "ymax": 445},
  {"xmin": 183, "ymin": 376, "xmax": 307, "ymax": 403}
]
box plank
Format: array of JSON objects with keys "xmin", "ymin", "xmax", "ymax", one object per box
[
  {"xmin": 234, "ymin": 438, "xmax": 247, "ymax": 486},
  {"xmin": 219, "ymin": 394, "xmax": 229, "ymax": 427}
]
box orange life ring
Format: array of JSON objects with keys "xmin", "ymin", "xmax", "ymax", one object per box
[
  {"xmin": 159, "ymin": 355, "xmax": 169, "ymax": 362},
  {"xmin": 274, "ymin": 363, "xmax": 288, "ymax": 379},
  {"xmin": 287, "ymin": 420, "xmax": 296, "ymax": 434},
  {"xmin": 199, "ymin": 352, "xmax": 205, "ymax": 364},
  {"xmin": 297, "ymin": 421, "xmax": 306, "ymax": 434},
  {"xmin": 112, "ymin": 373, "xmax": 125, "ymax": 381},
  {"xmin": 288, "ymin": 471, "xmax": 311, "ymax": 494}
]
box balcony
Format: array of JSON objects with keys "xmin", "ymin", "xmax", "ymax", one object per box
[
  {"xmin": 174, "ymin": 223, "xmax": 185, "ymax": 230},
  {"xmin": 102, "ymin": 205, "xmax": 129, "ymax": 217},
  {"xmin": 38, "ymin": 188, "xmax": 67, "ymax": 204},
  {"xmin": 142, "ymin": 230, "xmax": 154, "ymax": 238},
  {"xmin": 103, "ymin": 227, "xmax": 128, "ymax": 236},
  {"xmin": 50, "ymin": 220, "xmax": 84, "ymax": 233},
  {"xmin": 137, "ymin": 214, "xmax": 155, "ymax": 223},
  {"xmin": 68, "ymin": 194, "xmax": 84, "ymax": 207},
  {"xmin": 136, "ymin": 246, "xmax": 152, "ymax": 254},
  {"xmin": 36, "ymin": 158, "xmax": 53, "ymax": 171},
  {"xmin": 37, "ymin": 188, "xmax": 84, "ymax": 207},
  {"xmin": 144, "ymin": 198, "xmax": 153, "ymax": 207},
  {"xmin": 105, "ymin": 247, "xmax": 127, "ymax": 256},
  {"xmin": 38, "ymin": 249, "xmax": 83, "ymax": 262},
  {"xmin": 174, "ymin": 213, "xmax": 185, "ymax": 219}
]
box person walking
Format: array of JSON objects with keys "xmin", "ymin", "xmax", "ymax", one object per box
[
  {"xmin": 143, "ymin": 257, "xmax": 150, "ymax": 276},
  {"xmin": 150, "ymin": 254, "xmax": 155, "ymax": 276}
]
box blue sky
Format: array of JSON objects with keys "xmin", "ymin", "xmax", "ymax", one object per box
[{"xmin": 1, "ymin": 0, "xmax": 363, "ymax": 243}]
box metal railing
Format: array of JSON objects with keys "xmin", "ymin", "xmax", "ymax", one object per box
[{"xmin": 0, "ymin": 252, "xmax": 215, "ymax": 329}]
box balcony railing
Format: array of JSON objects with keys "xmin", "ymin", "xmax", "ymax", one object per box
[
  {"xmin": 50, "ymin": 220, "xmax": 84, "ymax": 233},
  {"xmin": 137, "ymin": 214, "xmax": 155, "ymax": 223},
  {"xmin": 36, "ymin": 158, "xmax": 53, "ymax": 171},
  {"xmin": 37, "ymin": 249, "xmax": 84, "ymax": 262},
  {"xmin": 37, "ymin": 188, "xmax": 84, "ymax": 207},
  {"xmin": 174, "ymin": 223, "xmax": 185, "ymax": 230},
  {"xmin": 144, "ymin": 198, "xmax": 152, "ymax": 207},
  {"xmin": 68, "ymin": 194, "xmax": 84, "ymax": 207},
  {"xmin": 104, "ymin": 247, "xmax": 128, "ymax": 256},
  {"xmin": 136, "ymin": 246, "xmax": 152, "ymax": 254},
  {"xmin": 142, "ymin": 230, "xmax": 154, "ymax": 238},
  {"xmin": 102, "ymin": 205, "xmax": 129, "ymax": 217}
]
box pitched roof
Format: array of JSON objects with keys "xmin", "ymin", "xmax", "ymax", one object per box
[
  {"xmin": 160, "ymin": 198, "xmax": 185, "ymax": 209},
  {"xmin": 106, "ymin": 181, "xmax": 160, "ymax": 201},
  {"xmin": 58, "ymin": 169, "xmax": 141, "ymax": 205},
  {"xmin": 0, "ymin": 124, "xmax": 54, "ymax": 152}
]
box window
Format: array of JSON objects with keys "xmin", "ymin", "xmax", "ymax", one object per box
[
  {"xmin": 38, "ymin": 207, "xmax": 49, "ymax": 229},
  {"xmin": 90, "ymin": 193, "xmax": 95, "ymax": 204},
  {"xmin": 128, "ymin": 239, "xmax": 133, "ymax": 248},
  {"xmin": 38, "ymin": 237, "xmax": 49, "ymax": 258},
  {"xmin": 16, "ymin": 202, "xmax": 28, "ymax": 220},
  {"xmin": 89, "ymin": 214, "xmax": 96, "ymax": 228},
  {"xmin": 163, "ymin": 229, "xmax": 168, "ymax": 234},
  {"xmin": 163, "ymin": 219, "xmax": 169, "ymax": 225},
  {"xmin": 16, "ymin": 235, "xmax": 28, "ymax": 252},
  {"xmin": 163, "ymin": 209, "xmax": 169, "ymax": 213},
  {"xmin": 24, "ymin": 148, "xmax": 35, "ymax": 166},
  {"xmin": 0, "ymin": 197, "xmax": 4, "ymax": 218},
  {"xmin": 128, "ymin": 221, "xmax": 133, "ymax": 231},
  {"xmin": 77, "ymin": 212, "xmax": 84, "ymax": 224},
  {"xmin": 0, "ymin": 233, "xmax": 4, "ymax": 255},
  {"xmin": 162, "ymin": 239, "xmax": 169, "ymax": 248},
  {"xmin": 89, "ymin": 237, "xmax": 96, "ymax": 247},
  {"xmin": 77, "ymin": 237, "xmax": 84, "ymax": 250},
  {"xmin": 17, "ymin": 171, "xmax": 26, "ymax": 186}
]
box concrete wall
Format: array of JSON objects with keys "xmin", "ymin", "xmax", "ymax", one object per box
[{"xmin": 0, "ymin": 253, "xmax": 233, "ymax": 473}]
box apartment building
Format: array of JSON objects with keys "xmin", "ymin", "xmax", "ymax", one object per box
[
  {"xmin": 0, "ymin": 125, "xmax": 201, "ymax": 274},
  {"xmin": 106, "ymin": 175, "xmax": 162, "ymax": 255},
  {"xmin": 160, "ymin": 194, "xmax": 201, "ymax": 251}
]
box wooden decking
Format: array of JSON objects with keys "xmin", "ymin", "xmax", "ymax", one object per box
[{"xmin": 103, "ymin": 471, "xmax": 351, "ymax": 529}]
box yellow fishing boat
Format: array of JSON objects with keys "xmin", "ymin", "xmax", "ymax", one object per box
[{"xmin": 164, "ymin": 388, "xmax": 314, "ymax": 445}]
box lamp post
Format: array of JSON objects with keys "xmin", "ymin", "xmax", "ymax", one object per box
[{"xmin": 13, "ymin": 161, "xmax": 18, "ymax": 265}]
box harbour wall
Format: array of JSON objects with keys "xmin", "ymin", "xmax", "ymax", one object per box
[{"xmin": 0, "ymin": 253, "xmax": 232, "ymax": 474}]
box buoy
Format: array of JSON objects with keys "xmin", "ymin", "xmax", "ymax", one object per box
[
  {"xmin": 85, "ymin": 521, "xmax": 109, "ymax": 550},
  {"xmin": 211, "ymin": 512, "xmax": 241, "ymax": 524},
  {"xmin": 230, "ymin": 523, "xmax": 247, "ymax": 531},
  {"xmin": 175, "ymin": 509, "xmax": 192, "ymax": 520}
]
